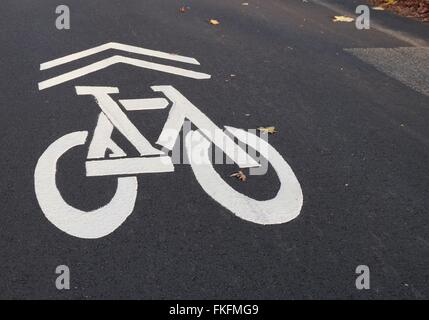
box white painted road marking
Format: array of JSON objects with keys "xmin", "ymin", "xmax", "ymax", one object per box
[
  {"xmin": 34, "ymin": 131, "xmax": 138, "ymax": 239},
  {"xmin": 151, "ymin": 85, "xmax": 260, "ymax": 168},
  {"xmin": 35, "ymin": 43, "xmax": 303, "ymax": 238},
  {"xmin": 35, "ymin": 85, "xmax": 303, "ymax": 237},
  {"xmin": 86, "ymin": 156, "xmax": 174, "ymax": 177},
  {"xmin": 186, "ymin": 128, "xmax": 303, "ymax": 225},
  {"xmin": 120, "ymin": 98, "xmax": 169, "ymax": 111},
  {"xmin": 76, "ymin": 86, "xmax": 164, "ymax": 156},
  {"xmin": 40, "ymin": 42, "xmax": 200, "ymax": 70},
  {"xmin": 38, "ymin": 55, "xmax": 211, "ymax": 90}
]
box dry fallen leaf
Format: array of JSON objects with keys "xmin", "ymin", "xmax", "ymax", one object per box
[
  {"xmin": 209, "ymin": 19, "xmax": 220, "ymax": 25},
  {"xmin": 179, "ymin": 6, "xmax": 188, "ymax": 13},
  {"xmin": 372, "ymin": 6, "xmax": 385, "ymax": 11},
  {"xmin": 230, "ymin": 170, "xmax": 247, "ymax": 182},
  {"xmin": 384, "ymin": 0, "xmax": 397, "ymax": 5},
  {"xmin": 332, "ymin": 15, "xmax": 355, "ymax": 22},
  {"xmin": 257, "ymin": 126, "xmax": 278, "ymax": 134}
]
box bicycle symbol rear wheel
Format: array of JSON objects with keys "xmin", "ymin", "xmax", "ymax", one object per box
[{"xmin": 34, "ymin": 131, "xmax": 138, "ymax": 239}]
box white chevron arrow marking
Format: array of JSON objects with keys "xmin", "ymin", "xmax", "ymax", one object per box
[
  {"xmin": 38, "ymin": 55, "xmax": 211, "ymax": 90},
  {"xmin": 40, "ymin": 42, "xmax": 200, "ymax": 70}
]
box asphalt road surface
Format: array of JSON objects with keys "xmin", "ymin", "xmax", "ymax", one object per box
[{"xmin": 0, "ymin": 0, "xmax": 428, "ymax": 299}]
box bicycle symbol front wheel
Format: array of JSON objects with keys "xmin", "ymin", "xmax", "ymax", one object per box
[{"xmin": 185, "ymin": 126, "xmax": 303, "ymax": 225}]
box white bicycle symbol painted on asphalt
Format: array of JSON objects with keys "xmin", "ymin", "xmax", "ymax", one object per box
[{"xmin": 34, "ymin": 43, "xmax": 303, "ymax": 239}]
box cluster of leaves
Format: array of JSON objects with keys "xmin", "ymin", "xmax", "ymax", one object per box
[{"xmin": 368, "ymin": 0, "xmax": 429, "ymax": 21}]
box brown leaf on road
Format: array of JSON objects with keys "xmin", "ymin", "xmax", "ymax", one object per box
[
  {"xmin": 230, "ymin": 170, "xmax": 247, "ymax": 182},
  {"xmin": 257, "ymin": 126, "xmax": 278, "ymax": 134},
  {"xmin": 179, "ymin": 6, "xmax": 189, "ymax": 13}
]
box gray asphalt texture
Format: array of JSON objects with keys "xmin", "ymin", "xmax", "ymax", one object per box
[
  {"xmin": 0, "ymin": 0, "xmax": 428, "ymax": 299},
  {"xmin": 346, "ymin": 47, "xmax": 429, "ymax": 96}
]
